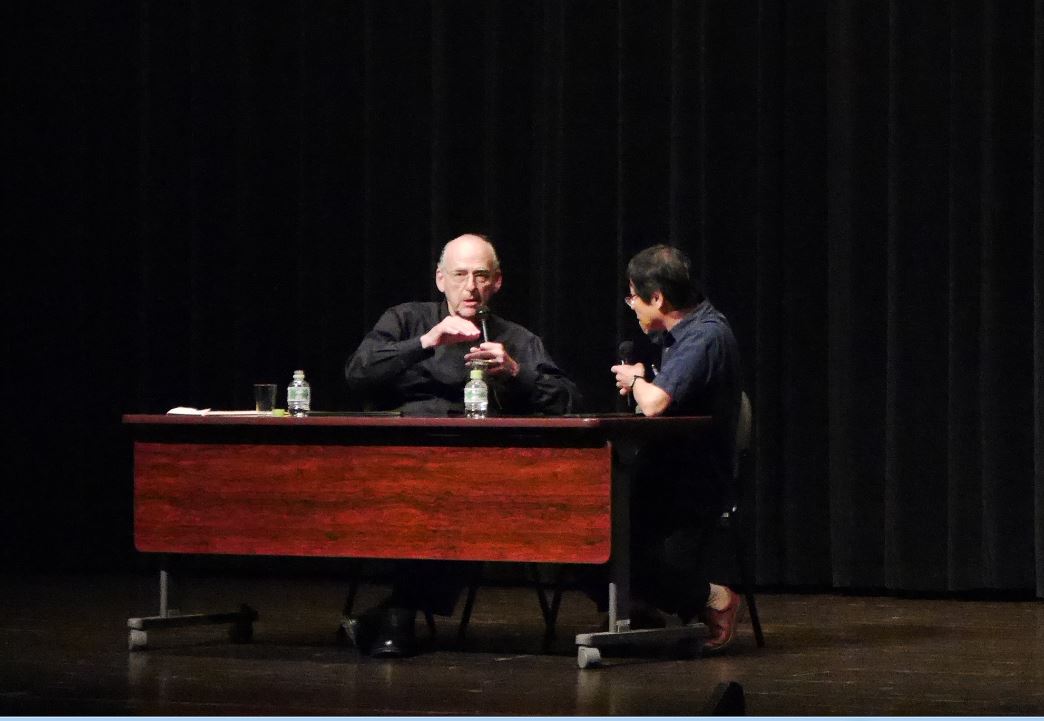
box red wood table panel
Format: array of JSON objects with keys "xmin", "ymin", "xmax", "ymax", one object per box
[{"xmin": 133, "ymin": 440, "xmax": 611, "ymax": 563}]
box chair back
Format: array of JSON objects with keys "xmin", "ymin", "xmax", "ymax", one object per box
[{"xmin": 733, "ymin": 391, "xmax": 752, "ymax": 479}]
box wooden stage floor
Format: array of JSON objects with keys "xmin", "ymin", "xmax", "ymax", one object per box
[{"xmin": 1, "ymin": 571, "xmax": 1041, "ymax": 715}]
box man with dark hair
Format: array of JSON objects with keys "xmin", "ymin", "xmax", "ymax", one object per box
[
  {"xmin": 344, "ymin": 233, "xmax": 581, "ymax": 657},
  {"xmin": 610, "ymin": 243, "xmax": 744, "ymax": 654}
]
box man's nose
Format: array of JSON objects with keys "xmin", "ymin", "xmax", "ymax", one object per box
[{"xmin": 464, "ymin": 274, "xmax": 477, "ymax": 290}]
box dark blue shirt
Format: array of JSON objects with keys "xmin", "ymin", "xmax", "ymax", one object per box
[{"xmin": 649, "ymin": 301, "xmax": 741, "ymax": 500}]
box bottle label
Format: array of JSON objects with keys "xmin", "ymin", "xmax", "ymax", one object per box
[
  {"xmin": 464, "ymin": 386, "xmax": 487, "ymax": 403},
  {"xmin": 288, "ymin": 387, "xmax": 310, "ymax": 404}
]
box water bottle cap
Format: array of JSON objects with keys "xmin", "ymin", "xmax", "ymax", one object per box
[
  {"xmin": 293, "ymin": 370, "xmax": 305, "ymax": 379},
  {"xmin": 469, "ymin": 368, "xmax": 484, "ymax": 380}
]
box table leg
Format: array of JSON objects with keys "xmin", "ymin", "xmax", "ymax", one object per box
[{"xmin": 127, "ymin": 560, "xmax": 258, "ymax": 651}]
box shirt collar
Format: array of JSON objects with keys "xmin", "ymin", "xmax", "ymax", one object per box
[{"xmin": 662, "ymin": 300, "xmax": 710, "ymax": 348}]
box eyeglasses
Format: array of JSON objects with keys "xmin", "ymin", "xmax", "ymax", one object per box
[
  {"xmin": 447, "ymin": 269, "xmax": 495, "ymax": 287},
  {"xmin": 624, "ymin": 294, "xmax": 638, "ymax": 308}
]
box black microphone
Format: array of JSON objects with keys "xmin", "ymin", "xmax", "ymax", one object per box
[
  {"xmin": 476, "ymin": 306, "xmax": 491, "ymax": 343},
  {"xmin": 618, "ymin": 341, "xmax": 635, "ymax": 408},
  {"xmin": 618, "ymin": 340, "xmax": 635, "ymax": 365}
]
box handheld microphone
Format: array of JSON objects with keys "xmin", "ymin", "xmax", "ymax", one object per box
[
  {"xmin": 476, "ymin": 306, "xmax": 491, "ymax": 343},
  {"xmin": 618, "ymin": 341, "xmax": 635, "ymax": 408},
  {"xmin": 618, "ymin": 340, "xmax": 635, "ymax": 365}
]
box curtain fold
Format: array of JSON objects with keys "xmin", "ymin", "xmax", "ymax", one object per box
[{"xmin": 1034, "ymin": 0, "xmax": 1044, "ymax": 597}]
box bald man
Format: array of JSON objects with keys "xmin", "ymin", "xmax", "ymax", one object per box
[
  {"xmin": 343, "ymin": 234, "xmax": 581, "ymax": 657},
  {"xmin": 346, "ymin": 233, "xmax": 580, "ymax": 416}
]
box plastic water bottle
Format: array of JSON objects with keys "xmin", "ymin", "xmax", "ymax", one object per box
[
  {"xmin": 287, "ymin": 369, "xmax": 311, "ymax": 417},
  {"xmin": 463, "ymin": 368, "xmax": 488, "ymax": 418}
]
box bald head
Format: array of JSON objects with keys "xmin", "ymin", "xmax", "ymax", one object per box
[
  {"xmin": 437, "ymin": 234, "xmax": 500, "ymax": 273},
  {"xmin": 435, "ymin": 234, "xmax": 503, "ymax": 319}
]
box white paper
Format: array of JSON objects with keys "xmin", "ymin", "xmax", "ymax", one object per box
[{"xmin": 166, "ymin": 407, "xmax": 269, "ymax": 416}]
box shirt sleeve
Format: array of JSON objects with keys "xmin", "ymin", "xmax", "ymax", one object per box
[
  {"xmin": 493, "ymin": 333, "xmax": 582, "ymax": 415},
  {"xmin": 345, "ymin": 306, "xmax": 433, "ymax": 393},
  {"xmin": 653, "ymin": 323, "xmax": 727, "ymax": 412}
]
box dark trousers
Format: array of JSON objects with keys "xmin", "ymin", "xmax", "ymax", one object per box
[
  {"xmin": 630, "ymin": 448, "xmax": 727, "ymax": 616},
  {"xmin": 383, "ymin": 560, "xmax": 480, "ymax": 616},
  {"xmin": 581, "ymin": 448, "xmax": 728, "ymax": 617}
]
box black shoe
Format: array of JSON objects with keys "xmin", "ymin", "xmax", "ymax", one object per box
[
  {"xmin": 368, "ymin": 606, "xmax": 418, "ymax": 658},
  {"xmin": 341, "ymin": 606, "xmax": 418, "ymax": 657}
]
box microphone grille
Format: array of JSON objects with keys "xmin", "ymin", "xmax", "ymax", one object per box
[{"xmin": 618, "ymin": 340, "xmax": 635, "ymax": 362}]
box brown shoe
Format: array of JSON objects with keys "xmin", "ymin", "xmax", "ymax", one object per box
[{"xmin": 700, "ymin": 588, "xmax": 741, "ymax": 655}]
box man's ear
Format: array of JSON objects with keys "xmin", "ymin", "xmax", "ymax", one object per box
[
  {"xmin": 651, "ymin": 290, "xmax": 665, "ymax": 310},
  {"xmin": 491, "ymin": 271, "xmax": 503, "ymax": 294},
  {"xmin": 435, "ymin": 267, "xmax": 446, "ymax": 293}
]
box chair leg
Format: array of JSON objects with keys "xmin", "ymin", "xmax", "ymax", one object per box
[
  {"xmin": 542, "ymin": 586, "xmax": 563, "ymax": 652},
  {"xmin": 457, "ymin": 581, "xmax": 480, "ymax": 640},
  {"xmin": 730, "ymin": 522, "xmax": 765, "ymax": 647},
  {"xmin": 342, "ymin": 579, "xmax": 359, "ymax": 618},
  {"xmin": 341, "ymin": 559, "xmax": 364, "ymax": 617},
  {"xmin": 528, "ymin": 564, "xmax": 564, "ymax": 651},
  {"xmin": 336, "ymin": 567, "xmax": 362, "ymax": 646},
  {"xmin": 529, "ymin": 564, "xmax": 553, "ymax": 624},
  {"xmin": 746, "ymin": 591, "xmax": 765, "ymax": 648},
  {"xmin": 455, "ymin": 564, "xmax": 567, "ymax": 649}
]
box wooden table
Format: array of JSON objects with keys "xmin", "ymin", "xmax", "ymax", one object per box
[{"xmin": 123, "ymin": 413, "xmax": 711, "ymax": 667}]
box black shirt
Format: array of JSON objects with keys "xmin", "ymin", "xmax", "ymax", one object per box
[{"xmin": 345, "ymin": 301, "xmax": 582, "ymax": 416}]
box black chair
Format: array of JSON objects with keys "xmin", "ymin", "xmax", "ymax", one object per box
[
  {"xmin": 457, "ymin": 563, "xmax": 562, "ymax": 648},
  {"xmin": 719, "ymin": 391, "xmax": 765, "ymax": 647},
  {"xmin": 339, "ymin": 562, "xmax": 557, "ymax": 647}
]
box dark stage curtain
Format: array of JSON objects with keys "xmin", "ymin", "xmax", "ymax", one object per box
[{"xmin": 6, "ymin": 0, "xmax": 1044, "ymax": 596}]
